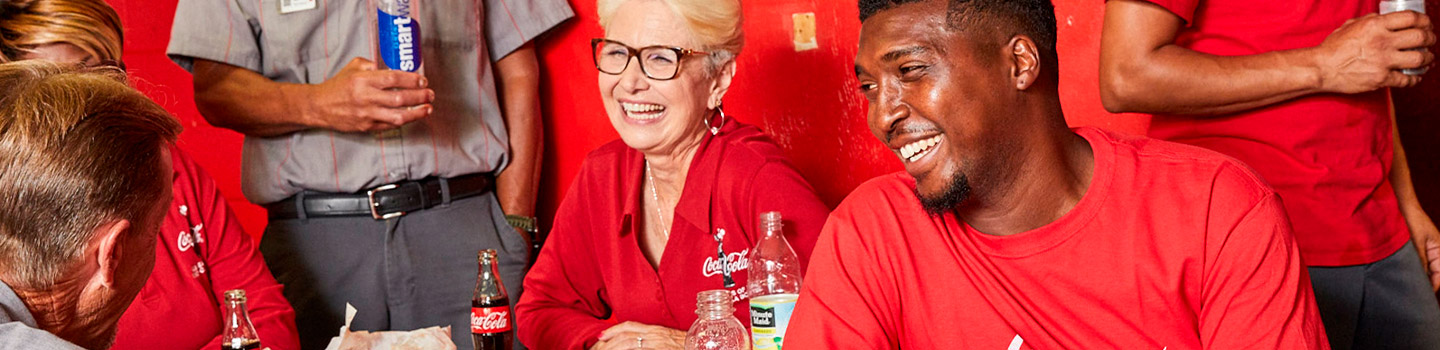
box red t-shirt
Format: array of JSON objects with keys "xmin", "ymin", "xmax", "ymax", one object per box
[
  {"xmin": 1142, "ymin": 0, "xmax": 1409, "ymax": 266},
  {"xmin": 111, "ymin": 148, "xmax": 299, "ymax": 350},
  {"xmin": 516, "ymin": 121, "xmax": 830, "ymax": 350},
  {"xmin": 786, "ymin": 128, "xmax": 1328, "ymax": 349}
]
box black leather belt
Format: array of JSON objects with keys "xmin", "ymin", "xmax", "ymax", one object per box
[{"xmin": 266, "ymin": 173, "xmax": 494, "ymax": 220}]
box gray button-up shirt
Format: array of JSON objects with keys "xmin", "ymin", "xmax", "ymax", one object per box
[
  {"xmin": 168, "ymin": 0, "xmax": 573, "ymax": 204},
  {"xmin": 0, "ymin": 281, "xmax": 83, "ymax": 350}
]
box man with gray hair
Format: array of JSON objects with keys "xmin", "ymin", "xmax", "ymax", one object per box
[{"xmin": 0, "ymin": 60, "xmax": 180, "ymax": 350}]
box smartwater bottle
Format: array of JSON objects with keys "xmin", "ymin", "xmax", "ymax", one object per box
[
  {"xmin": 1380, "ymin": 0, "xmax": 1429, "ymax": 75},
  {"xmin": 376, "ymin": 0, "xmax": 423, "ymax": 74}
]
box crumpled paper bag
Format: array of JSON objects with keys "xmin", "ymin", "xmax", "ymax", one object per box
[{"xmin": 323, "ymin": 304, "xmax": 458, "ymax": 350}]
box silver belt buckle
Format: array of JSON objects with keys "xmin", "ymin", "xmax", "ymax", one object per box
[{"xmin": 366, "ymin": 184, "xmax": 406, "ymax": 220}]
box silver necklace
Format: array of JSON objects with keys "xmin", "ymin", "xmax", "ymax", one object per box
[{"xmin": 645, "ymin": 160, "xmax": 671, "ymax": 240}]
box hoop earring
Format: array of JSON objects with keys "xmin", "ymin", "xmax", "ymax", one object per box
[{"xmin": 704, "ymin": 105, "xmax": 727, "ymax": 135}]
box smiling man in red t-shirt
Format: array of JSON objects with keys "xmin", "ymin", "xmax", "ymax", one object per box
[
  {"xmin": 785, "ymin": 0, "xmax": 1329, "ymax": 348},
  {"xmin": 1100, "ymin": 0, "xmax": 1440, "ymax": 348}
]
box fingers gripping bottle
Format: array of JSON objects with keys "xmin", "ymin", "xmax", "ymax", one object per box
[
  {"xmin": 747, "ymin": 212, "xmax": 801, "ymax": 350},
  {"xmin": 376, "ymin": 0, "xmax": 423, "ymax": 74}
]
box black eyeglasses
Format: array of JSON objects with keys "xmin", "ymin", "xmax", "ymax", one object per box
[{"xmin": 591, "ymin": 38, "xmax": 709, "ymax": 80}]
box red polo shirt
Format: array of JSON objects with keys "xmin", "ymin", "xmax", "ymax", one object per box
[
  {"xmin": 1141, "ymin": 0, "xmax": 1408, "ymax": 266},
  {"xmin": 111, "ymin": 148, "xmax": 299, "ymax": 350},
  {"xmin": 786, "ymin": 128, "xmax": 1327, "ymax": 349},
  {"xmin": 516, "ymin": 121, "xmax": 829, "ymax": 350}
]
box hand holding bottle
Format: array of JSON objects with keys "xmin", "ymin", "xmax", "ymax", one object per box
[{"xmin": 593, "ymin": 321, "xmax": 685, "ymax": 350}]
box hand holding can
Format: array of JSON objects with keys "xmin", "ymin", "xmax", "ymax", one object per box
[{"xmin": 1380, "ymin": 0, "xmax": 1431, "ymax": 75}]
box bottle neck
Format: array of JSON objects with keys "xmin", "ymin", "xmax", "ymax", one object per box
[
  {"xmin": 476, "ymin": 259, "xmax": 508, "ymax": 299},
  {"xmin": 696, "ymin": 301, "xmax": 735, "ymax": 320},
  {"xmin": 760, "ymin": 218, "xmax": 782, "ymax": 240},
  {"xmin": 225, "ymin": 299, "xmax": 247, "ymax": 316}
]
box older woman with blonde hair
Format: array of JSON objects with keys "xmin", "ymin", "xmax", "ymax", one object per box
[
  {"xmin": 515, "ymin": 0, "xmax": 829, "ymax": 349},
  {"xmin": 0, "ymin": 0, "xmax": 119, "ymax": 65},
  {"xmin": 0, "ymin": 0, "xmax": 300, "ymax": 348}
]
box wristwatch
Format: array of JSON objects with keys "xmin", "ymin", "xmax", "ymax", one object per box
[{"xmin": 505, "ymin": 214, "xmax": 538, "ymax": 235}]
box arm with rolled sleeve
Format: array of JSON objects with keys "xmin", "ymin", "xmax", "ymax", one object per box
[
  {"xmin": 1197, "ymin": 167, "xmax": 1328, "ymax": 349},
  {"xmin": 175, "ymin": 153, "xmax": 300, "ymax": 350},
  {"xmin": 516, "ymin": 171, "xmax": 614, "ymax": 350},
  {"xmin": 1098, "ymin": 0, "xmax": 1434, "ymax": 116}
]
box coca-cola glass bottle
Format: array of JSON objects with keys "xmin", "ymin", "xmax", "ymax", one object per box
[
  {"xmin": 685, "ymin": 290, "xmax": 748, "ymax": 350},
  {"xmin": 472, "ymin": 249, "xmax": 514, "ymax": 350},
  {"xmin": 747, "ymin": 211, "xmax": 801, "ymax": 350},
  {"xmin": 220, "ymin": 289, "xmax": 261, "ymax": 350}
]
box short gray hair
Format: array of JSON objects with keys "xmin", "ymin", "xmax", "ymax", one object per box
[{"xmin": 0, "ymin": 61, "xmax": 179, "ymax": 288}]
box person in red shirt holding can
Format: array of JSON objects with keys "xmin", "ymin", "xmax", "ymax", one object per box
[
  {"xmin": 1100, "ymin": 0, "xmax": 1440, "ymax": 348},
  {"xmin": 0, "ymin": 1, "xmax": 300, "ymax": 348},
  {"xmin": 514, "ymin": 0, "xmax": 829, "ymax": 349},
  {"xmin": 784, "ymin": 0, "xmax": 1329, "ymax": 348}
]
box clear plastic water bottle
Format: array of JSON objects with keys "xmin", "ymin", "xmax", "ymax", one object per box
[
  {"xmin": 376, "ymin": 0, "xmax": 422, "ymax": 74},
  {"xmin": 685, "ymin": 290, "xmax": 749, "ymax": 350},
  {"xmin": 1380, "ymin": 0, "xmax": 1429, "ymax": 75},
  {"xmin": 747, "ymin": 212, "xmax": 801, "ymax": 350}
]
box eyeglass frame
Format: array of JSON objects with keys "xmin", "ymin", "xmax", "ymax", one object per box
[{"xmin": 590, "ymin": 38, "xmax": 710, "ymax": 81}]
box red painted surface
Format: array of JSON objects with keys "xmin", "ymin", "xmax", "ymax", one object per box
[
  {"xmin": 106, "ymin": 0, "xmax": 268, "ymax": 236},
  {"xmin": 112, "ymin": 0, "xmax": 1147, "ymax": 237}
]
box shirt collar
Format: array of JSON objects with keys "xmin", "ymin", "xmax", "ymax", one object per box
[
  {"xmin": 0, "ymin": 280, "xmax": 39, "ymax": 327},
  {"xmin": 618, "ymin": 120, "xmax": 741, "ymax": 237}
]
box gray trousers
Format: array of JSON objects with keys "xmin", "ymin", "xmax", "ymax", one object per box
[
  {"xmin": 261, "ymin": 192, "xmax": 529, "ymax": 350},
  {"xmin": 1309, "ymin": 241, "xmax": 1440, "ymax": 350}
]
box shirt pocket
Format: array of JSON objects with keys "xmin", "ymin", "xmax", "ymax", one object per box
[{"xmin": 256, "ymin": 0, "xmax": 371, "ymax": 84}]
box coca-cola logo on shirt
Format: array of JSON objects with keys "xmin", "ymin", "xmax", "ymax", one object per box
[
  {"xmin": 702, "ymin": 249, "xmax": 749, "ymax": 277},
  {"xmin": 470, "ymin": 306, "xmax": 512, "ymax": 334}
]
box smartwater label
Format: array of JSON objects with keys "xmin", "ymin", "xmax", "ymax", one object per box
[{"xmin": 376, "ymin": 0, "xmax": 421, "ymax": 72}]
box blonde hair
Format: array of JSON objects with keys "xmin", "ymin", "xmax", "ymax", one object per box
[
  {"xmin": 0, "ymin": 60, "xmax": 179, "ymax": 288},
  {"xmin": 0, "ymin": 0, "xmax": 124, "ymax": 63},
  {"xmin": 597, "ymin": 0, "xmax": 744, "ymax": 73}
]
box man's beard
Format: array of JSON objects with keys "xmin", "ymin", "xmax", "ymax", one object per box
[{"xmin": 916, "ymin": 172, "xmax": 971, "ymax": 216}]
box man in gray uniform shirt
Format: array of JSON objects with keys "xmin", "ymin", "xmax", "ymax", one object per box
[
  {"xmin": 0, "ymin": 62, "xmax": 179, "ymax": 350},
  {"xmin": 167, "ymin": 0, "xmax": 571, "ymax": 348}
]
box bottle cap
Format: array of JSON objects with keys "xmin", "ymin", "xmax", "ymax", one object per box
[{"xmin": 224, "ymin": 289, "xmax": 246, "ymax": 301}]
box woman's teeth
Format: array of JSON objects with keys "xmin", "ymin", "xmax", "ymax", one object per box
[
  {"xmin": 622, "ymin": 102, "xmax": 665, "ymax": 120},
  {"xmin": 900, "ymin": 135, "xmax": 942, "ymax": 162}
]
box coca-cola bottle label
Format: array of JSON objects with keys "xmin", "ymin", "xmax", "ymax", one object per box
[{"xmin": 471, "ymin": 306, "xmax": 512, "ymax": 334}]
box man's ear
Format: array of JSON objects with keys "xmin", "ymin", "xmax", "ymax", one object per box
[
  {"xmin": 1008, "ymin": 35, "xmax": 1042, "ymax": 91},
  {"xmin": 708, "ymin": 60, "xmax": 738, "ymax": 109},
  {"xmin": 92, "ymin": 219, "xmax": 131, "ymax": 289}
]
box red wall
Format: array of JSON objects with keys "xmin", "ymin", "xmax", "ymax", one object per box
[
  {"xmin": 107, "ymin": 0, "xmax": 267, "ymax": 235},
  {"xmin": 112, "ymin": 0, "xmax": 1144, "ymax": 237}
]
